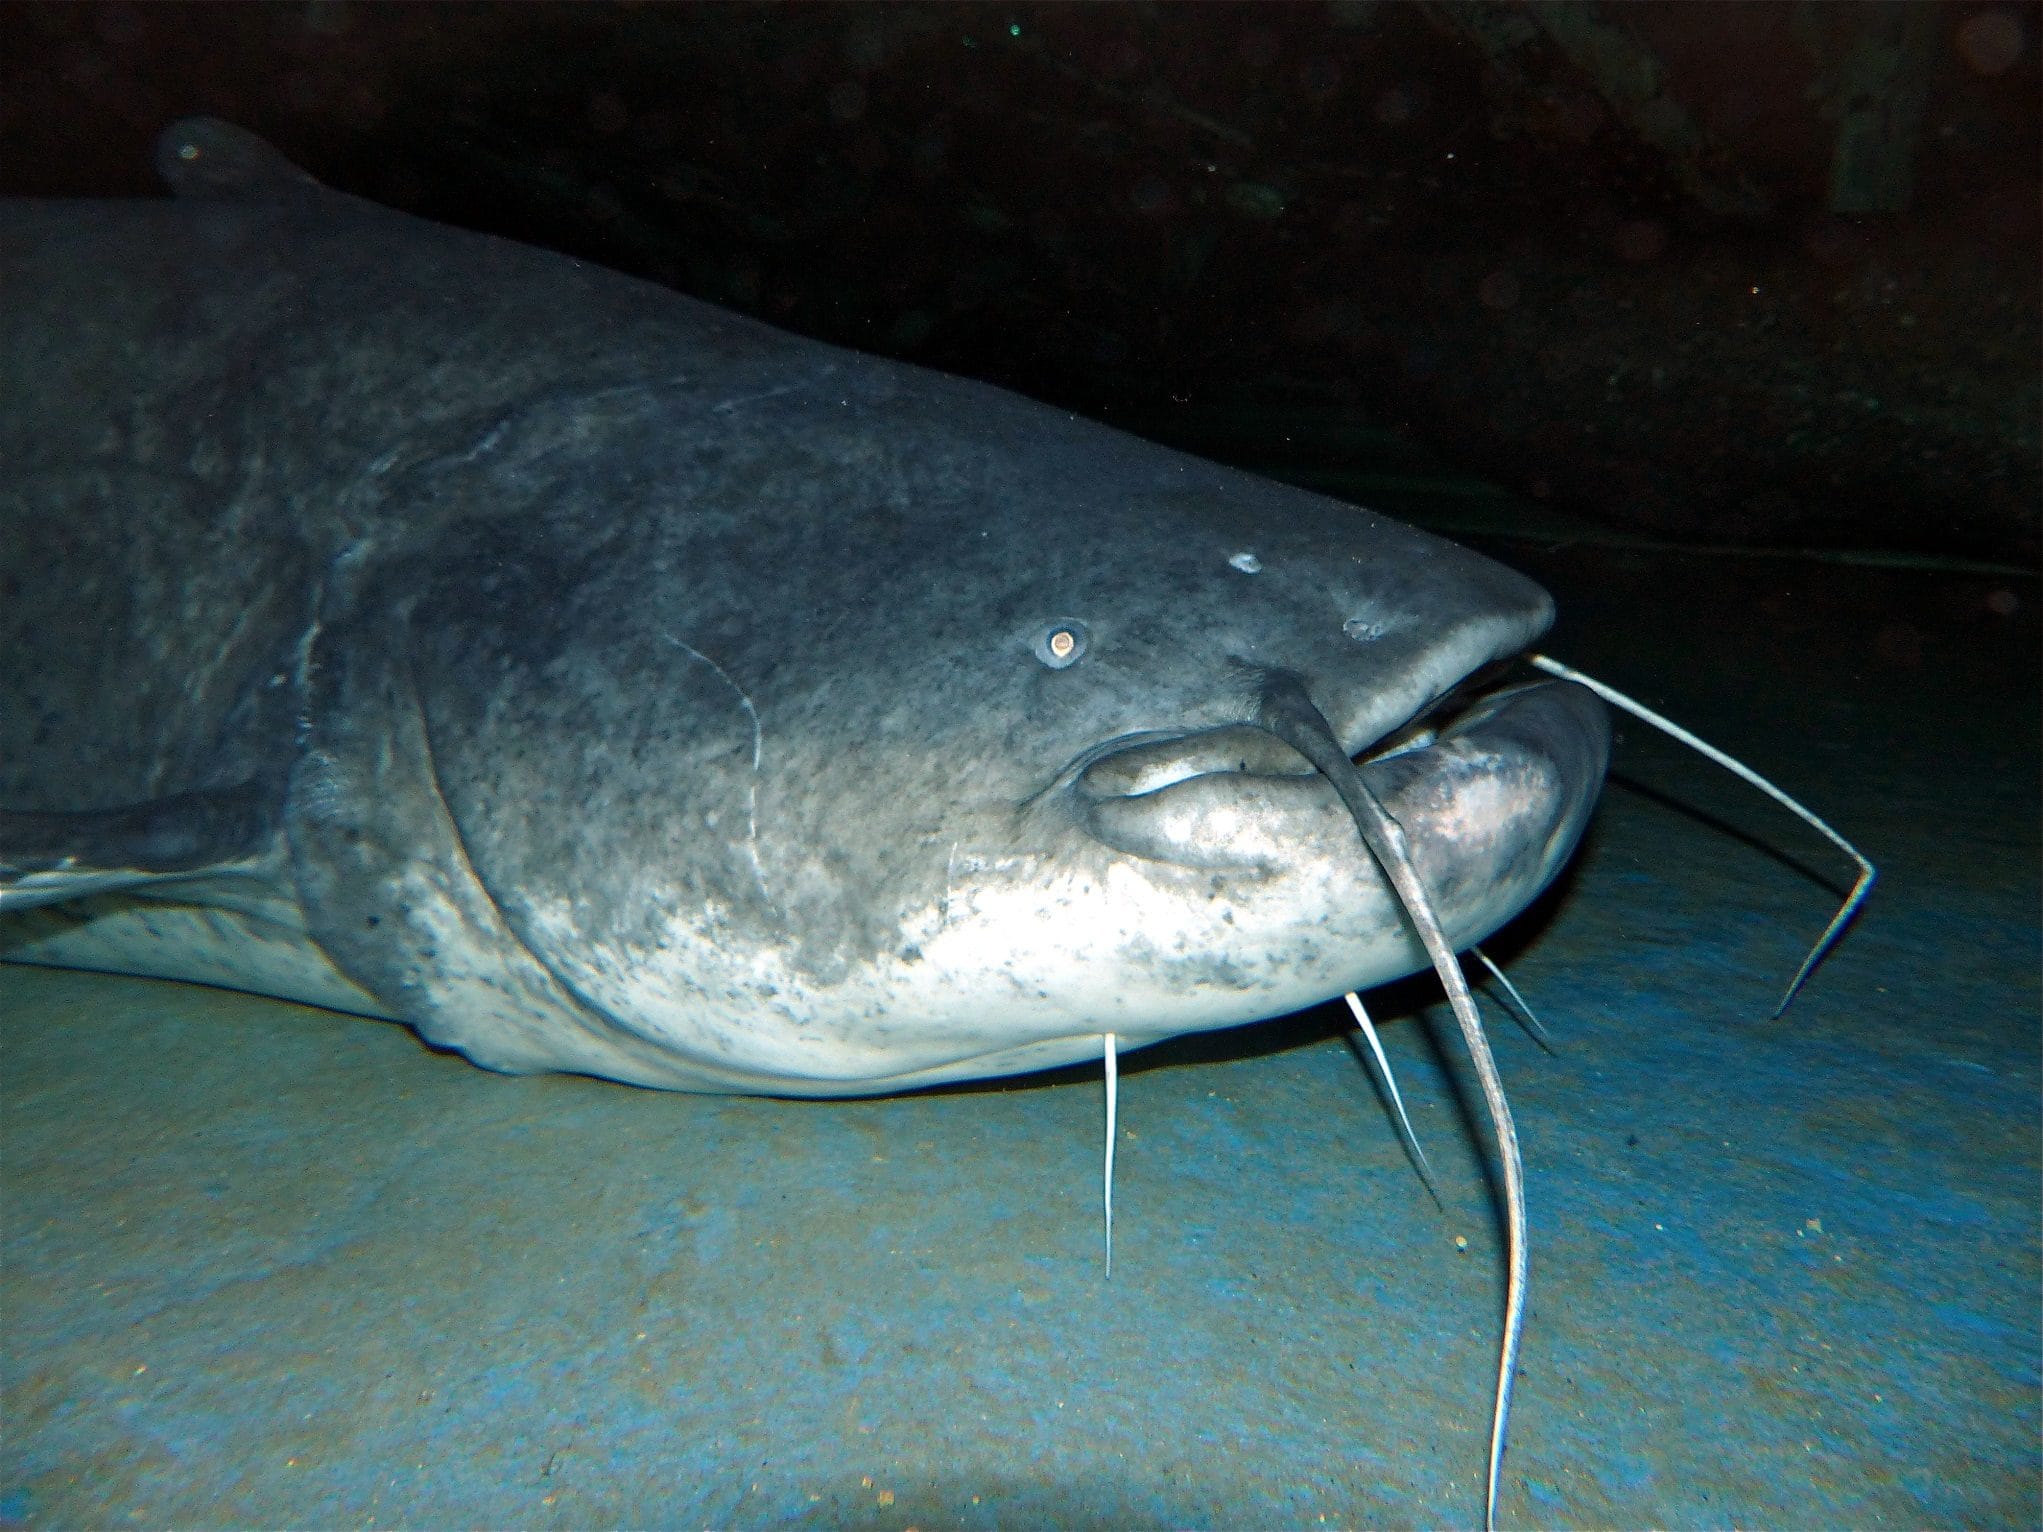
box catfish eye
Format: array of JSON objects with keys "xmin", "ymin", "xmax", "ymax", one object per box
[{"xmin": 1034, "ymin": 620, "xmax": 1089, "ymax": 669}]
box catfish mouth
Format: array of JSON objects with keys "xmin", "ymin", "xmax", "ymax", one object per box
[
  {"xmin": 1072, "ymin": 661, "xmax": 1609, "ymax": 882},
  {"xmin": 1067, "ymin": 653, "xmax": 1609, "ymax": 1532}
]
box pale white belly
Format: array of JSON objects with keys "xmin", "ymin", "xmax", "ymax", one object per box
[{"xmin": 0, "ymin": 888, "xmax": 388, "ymax": 1019}]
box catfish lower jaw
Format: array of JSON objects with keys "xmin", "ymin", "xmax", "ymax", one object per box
[{"xmin": 1076, "ymin": 678, "xmax": 1610, "ymax": 893}]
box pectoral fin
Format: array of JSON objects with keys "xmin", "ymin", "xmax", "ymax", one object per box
[{"xmin": 0, "ymin": 780, "xmax": 275, "ymax": 911}]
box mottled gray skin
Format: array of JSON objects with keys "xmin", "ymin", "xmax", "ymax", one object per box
[{"xmin": 0, "ymin": 120, "xmax": 1608, "ymax": 1094}]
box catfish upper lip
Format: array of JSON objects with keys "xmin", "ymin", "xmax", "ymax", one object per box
[
  {"xmin": 1072, "ymin": 676, "xmax": 1603, "ymax": 874},
  {"xmin": 1072, "ymin": 669, "xmax": 1512, "ymax": 805},
  {"xmin": 1072, "ymin": 724, "xmax": 1318, "ymax": 802}
]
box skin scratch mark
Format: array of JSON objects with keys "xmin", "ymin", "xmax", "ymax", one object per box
[
  {"xmin": 660, "ymin": 633, "xmax": 769, "ymax": 905},
  {"xmin": 712, "ymin": 383, "xmax": 805, "ymax": 415}
]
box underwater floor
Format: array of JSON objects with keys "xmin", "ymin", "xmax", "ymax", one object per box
[{"xmin": 3, "ymin": 546, "xmax": 2038, "ymax": 1529}]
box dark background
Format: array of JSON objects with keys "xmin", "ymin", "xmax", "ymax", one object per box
[{"xmin": 3, "ymin": 0, "xmax": 2037, "ymax": 568}]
